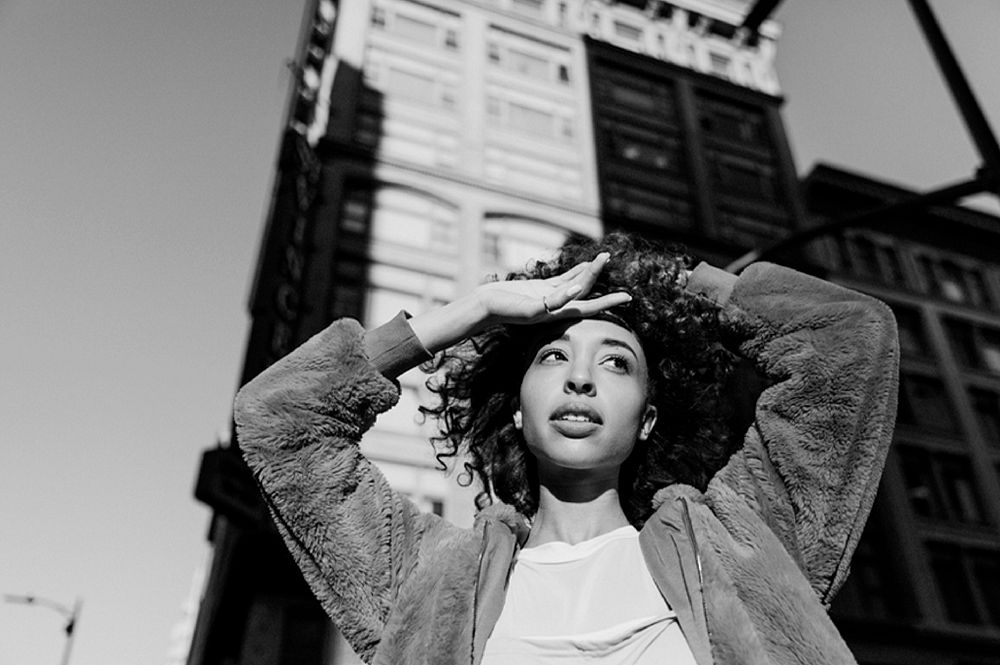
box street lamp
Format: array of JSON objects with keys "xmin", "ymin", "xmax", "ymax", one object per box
[{"xmin": 3, "ymin": 594, "xmax": 82, "ymax": 665}]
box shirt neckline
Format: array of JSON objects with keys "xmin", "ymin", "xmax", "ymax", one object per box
[{"xmin": 518, "ymin": 525, "xmax": 639, "ymax": 563}]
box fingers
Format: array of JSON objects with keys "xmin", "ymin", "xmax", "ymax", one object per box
[
  {"xmin": 545, "ymin": 252, "xmax": 611, "ymax": 310},
  {"xmin": 553, "ymin": 262, "xmax": 588, "ymax": 284},
  {"xmin": 555, "ymin": 292, "xmax": 632, "ymax": 319}
]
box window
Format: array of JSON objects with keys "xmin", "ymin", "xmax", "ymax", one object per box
[
  {"xmin": 373, "ymin": 2, "xmax": 461, "ymax": 52},
  {"xmin": 928, "ymin": 544, "xmax": 1000, "ymax": 627},
  {"xmin": 709, "ymin": 155, "xmax": 778, "ymax": 203},
  {"xmin": 941, "ymin": 261, "xmax": 969, "ymax": 303},
  {"xmin": 508, "ymin": 48, "xmax": 549, "ymax": 79},
  {"xmin": 929, "ymin": 543, "xmax": 982, "ymax": 624},
  {"xmin": 709, "ymin": 53, "xmax": 731, "ymax": 77},
  {"xmin": 613, "ymin": 21, "xmax": 643, "ymax": 43},
  {"xmin": 878, "ymin": 244, "xmax": 905, "ymax": 283},
  {"xmin": 486, "ymin": 95, "xmax": 574, "ymax": 142},
  {"xmin": 338, "ymin": 186, "xmax": 457, "ymax": 255},
  {"xmin": 508, "ymin": 102, "xmax": 553, "ymax": 136},
  {"xmin": 597, "ymin": 72, "xmax": 676, "ymax": 120},
  {"xmin": 834, "ymin": 233, "xmax": 907, "ymax": 286},
  {"xmin": 890, "ymin": 306, "xmax": 930, "ymax": 358},
  {"xmin": 486, "ymin": 33, "xmax": 572, "ymax": 86},
  {"xmin": 386, "ymin": 68, "xmax": 437, "ymax": 105},
  {"xmin": 969, "ymin": 388, "xmax": 1000, "ymax": 448},
  {"xmin": 849, "ymin": 236, "xmax": 880, "ymax": 280},
  {"xmin": 897, "ymin": 446, "xmax": 986, "ymax": 524},
  {"xmin": 945, "ymin": 319, "xmax": 1000, "ymax": 374},
  {"xmin": 698, "ymin": 95, "xmax": 769, "ymax": 147},
  {"xmin": 917, "ymin": 254, "xmax": 995, "ymax": 309},
  {"xmin": 971, "ymin": 551, "xmax": 1000, "ymax": 626},
  {"xmin": 897, "ymin": 373, "xmax": 957, "ymax": 432},
  {"xmin": 831, "ymin": 516, "xmax": 913, "ymax": 621},
  {"xmin": 608, "ymin": 125, "xmax": 682, "ymax": 172},
  {"xmin": 394, "ymin": 13, "xmax": 437, "ymax": 45},
  {"xmin": 481, "ymin": 216, "xmax": 570, "ymax": 275},
  {"xmin": 606, "ymin": 183, "xmax": 694, "ymax": 230},
  {"xmin": 511, "ymin": 0, "xmax": 544, "ymax": 12},
  {"xmin": 331, "ymin": 283, "xmax": 365, "ymax": 320}
]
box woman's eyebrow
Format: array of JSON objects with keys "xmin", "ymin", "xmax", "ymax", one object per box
[
  {"xmin": 600, "ymin": 338, "xmax": 639, "ymax": 358},
  {"xmin": 556, "ymin": 333, "xmax": 638, "ymax": 358}
]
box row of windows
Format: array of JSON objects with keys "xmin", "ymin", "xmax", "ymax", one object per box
[
  {"xmin": 486, "ymin": 94, "xmax": 576, "ymax": 141},
  {"xmin": 371, "ymin": 2, "xmax": 460, "ymax": 52},
  {"xmin": 698, "ymin": 94, "xmax": 772, "ymax": 150},
  {"xmin": 371, "ymin": 1, "xmax": 576, "ymax": 88},
  {"xmin": 928, "ymin": 542, "xmax": 1000, "ymax": 627},
  {"xmin": 897, "ymin": 371, "xmax": 1000, "ymax": 449},
  {"xmin": 333, "ymin": 183, "xmax": 577, "ymax": 279},
  {"xmin": 837, "ymin": 529, "xmax": 1000, "ymax": 630},
  {"xmin": 893, "ymin": 305, "xmax": 1000, "ymax": 378},
  {"xmin": 833, "ymin": 233, "xmax": 999, "ymax": 312},
  {"xmin": 338, "ymin": 186, "xmax": 459, "ymax": 256},
  {"xmin": 487, "ymin": 29, "xmax": 573, "ymax": 87},
  {"xmin": 898, "ymin": 445, "xmax": 988, "ymax": 526},
  {"xmin": 589, "ymin": 54, "xmax": 791, "ymax": 243}
]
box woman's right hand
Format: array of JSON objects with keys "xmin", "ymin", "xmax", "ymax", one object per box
[
  {"xmin": 409, "ymin": 252, "xmax": 631, "ymax": 354},
  {"xmin": 473, "ymin": 252, "xmax": 631, "ymax": 327}
]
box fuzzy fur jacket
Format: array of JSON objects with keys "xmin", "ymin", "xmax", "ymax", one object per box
[{"xmin": 235, "ymin": 261, "xmax": 899, "ymax": 665}]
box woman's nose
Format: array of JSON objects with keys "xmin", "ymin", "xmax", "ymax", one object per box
[{"xmin": 565, "ymin": 364, "xmax": 596, "ymax": 395}]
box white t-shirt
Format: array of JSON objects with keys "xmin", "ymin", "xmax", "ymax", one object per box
[{"xmin": 481, "ymin": 525, "xmax": 698, "ymax": 665}]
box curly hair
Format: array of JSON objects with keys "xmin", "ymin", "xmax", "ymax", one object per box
[{"xmin": 419, "ymin": 232, "xmax": 738, "ymax": 527}]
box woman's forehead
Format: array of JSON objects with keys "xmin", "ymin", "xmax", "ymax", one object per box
[{"xmin": 528, "ymin": 317, "xmax": 644, "ymax": 355}]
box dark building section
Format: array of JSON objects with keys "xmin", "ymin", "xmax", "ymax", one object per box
[
  {"xmin": 188, "ymin": 2, "xmax": 363, "ymax": 663},
  {"xmin": 586, "ymin": 36, "xmax": 806, "ymax": 265},
  {"xmin": 802, "ymin": 164, "xmax": 1000, "ymax": 665}
]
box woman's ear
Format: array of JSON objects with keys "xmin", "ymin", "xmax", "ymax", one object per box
[
  {"xmin": 513, "ymin": 410, "xmax": 523, "ymax": 430},
  {"xmin": 638, "ymin": 405, "xmax": 658, "ymax": 441}
]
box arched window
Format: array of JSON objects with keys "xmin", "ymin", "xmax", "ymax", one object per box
[{"xmin": 481, "ymin": 215, "xmax": 575, "ymax": 276}]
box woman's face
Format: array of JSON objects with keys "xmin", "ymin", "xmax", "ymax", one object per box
[{"xmin": 516, "ymin": 318, "xmax": 657, "ymax": 479}]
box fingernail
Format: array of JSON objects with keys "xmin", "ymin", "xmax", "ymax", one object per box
[
  {"xmin": 597, "ymin": 252, "xmax": 610, "ymax": 262},
  {"xmin": 567, "ymin": 284, "xmax": 582, "ymax": 297}
]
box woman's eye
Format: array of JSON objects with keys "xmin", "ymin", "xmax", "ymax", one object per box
[
  {"xmin": 602, "ymin": 354, "xmax": 631, "ymax": 372},
  {"xmin": 539, "ymin": 348, "xmax": 567, "ymax": 363}
]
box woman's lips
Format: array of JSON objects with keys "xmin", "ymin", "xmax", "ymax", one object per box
[
  {"xmin": 549, "ymin": 419, "xmax": 602, "ymax": 438},
  {"xmin": 549, "ymin": 403, "xmax": 603, "ymax": 437}
]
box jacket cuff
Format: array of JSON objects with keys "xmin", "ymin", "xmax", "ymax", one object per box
[
  {"xmin": 362, "ymin": 310, "xmax": 433, "ymax": 379},
  {"xmin": 686, "ymin": 261, "xmax": 737, "ymax": 307}
]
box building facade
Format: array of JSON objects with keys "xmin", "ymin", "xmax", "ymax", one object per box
[
  {"xmin": 800, "ymin": 165, "xmax": 1000, "ymax": 665},
  {"xmin": 187, "ymin": 2, "xmax": 991, "ymax": 664}
]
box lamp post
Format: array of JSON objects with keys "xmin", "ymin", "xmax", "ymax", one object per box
[{"xmin": 3, "ymin": 594, "xmax": 82, "ymax": 665}]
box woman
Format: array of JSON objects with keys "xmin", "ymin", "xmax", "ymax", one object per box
[{"xmin": 235, "ymin": 233, "xmax": 899, "ymax": 665}]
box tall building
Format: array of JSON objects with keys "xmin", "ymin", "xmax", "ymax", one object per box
[
  {"xmin": 799, "ymin": 164, "xmax": 1000, "ymax": 665},
  {"xmin": 188, "ymin": 2, "xmax": 991, "ymax": 664}
]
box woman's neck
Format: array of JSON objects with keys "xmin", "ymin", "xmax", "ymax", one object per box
[{"xmin": 525, "ymin": 472, "xmax": 631, "ymax": 548}]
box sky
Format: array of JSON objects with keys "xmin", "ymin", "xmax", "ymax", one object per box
[{"xmin": 0, "ymin": 1, "xmax": 997, "ymax": 664}]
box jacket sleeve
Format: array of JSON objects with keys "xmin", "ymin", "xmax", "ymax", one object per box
[
  {"xmin": 233, "ymin": 314, "xmax": 444, "ymax": 663},
  {"xmin": 691, "ymin": 261, "xmax": 899, "ymax": 604}
]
